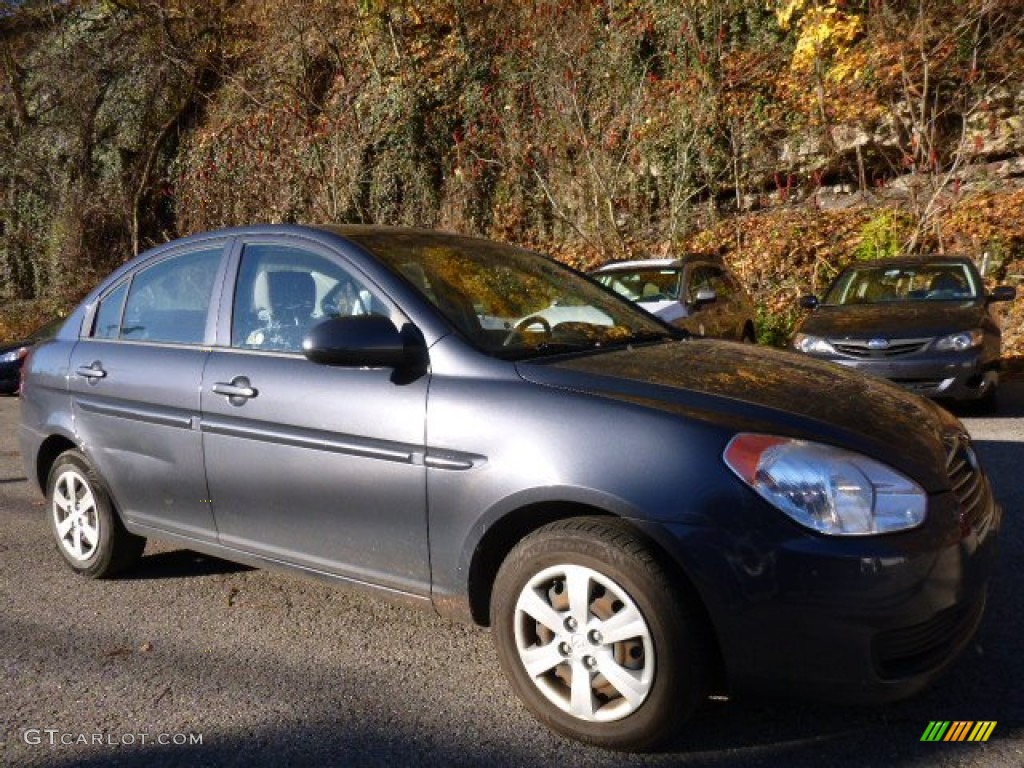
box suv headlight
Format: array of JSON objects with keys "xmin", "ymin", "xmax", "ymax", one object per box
[
  {"xmin": 793, "ymin": 333, "xmax": 835, "ymax": 355},
  {"xmin": 723, "ymin": 434, "xmax": 926, "ymax": 535},
  {"xmin": 933, "ymin": 330, "xmax": 983, "ymax": 351}
]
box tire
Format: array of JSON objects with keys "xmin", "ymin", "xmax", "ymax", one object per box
[
  {"xmin": 491, "ymin": 517, "xmax": 709, "ymax": 751},
  {"xmin": 46, "ymin": 450, "xmax": 145, "ymax": 578}
]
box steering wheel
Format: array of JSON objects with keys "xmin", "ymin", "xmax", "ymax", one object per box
[{"xmin": 502, "ymin": 315, "xmax": 552, "ymax": 346}]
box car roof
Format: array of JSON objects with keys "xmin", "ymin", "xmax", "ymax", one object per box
[{"xmin": 592, "ymin": 255, "xmax": 715, "ymax": 273}]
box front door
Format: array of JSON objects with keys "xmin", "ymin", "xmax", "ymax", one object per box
[{"xmin": 200, "ymin": 239, "xmax": 431, "ymax": 595}]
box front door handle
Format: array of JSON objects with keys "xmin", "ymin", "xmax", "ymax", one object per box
[
  {"xmin": 212, "ymin": 376, "xmax": 258, "ymax": 404},
  {"xmin": 76, "ymin": 363, "xmax": 107, "ymax": 380}
]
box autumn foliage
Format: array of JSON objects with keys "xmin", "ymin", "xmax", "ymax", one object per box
[{"xmin": 2, "ymin": 0, "xmax": 1023, "ymax": 354}]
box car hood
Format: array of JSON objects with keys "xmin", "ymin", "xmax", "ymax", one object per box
[
  {"xmin": 638, "ymin": 300, "xmax": 687, "ymax": 322},
  {"xmin": 797, "ymin": 301, "xmax": 986, "ymax": 339},
  {"xmin": 516, "ymin": 340, "xmax": 960, "ymax": 491}
]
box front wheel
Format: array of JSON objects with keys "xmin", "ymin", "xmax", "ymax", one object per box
[
  {"xmin": 47, "ymin": 450, "xmax": 145, "ymax": 578},
  {"xmin": 491, "ymin": 518, "xmax": 709, "ymax": 751}
]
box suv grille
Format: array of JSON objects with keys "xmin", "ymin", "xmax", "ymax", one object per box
[
  {"xmin": 831, "ymin": 338, "xmax": 931, "ymax": 358},
  {"xmin": 943, "ymin": 432, "xmax": 990, "ymax": 532}
]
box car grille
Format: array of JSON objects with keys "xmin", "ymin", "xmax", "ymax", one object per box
[
  {"xmin": 831, "ymin": 338, "xmax": 932, "ymax": 358},
  {"xmin": 943, "ymin": 431, "xmax": 991, "ymax": 533},
  {"xmin": 873, "ymin": 597, "xmax": 985, "ymax": 679}
]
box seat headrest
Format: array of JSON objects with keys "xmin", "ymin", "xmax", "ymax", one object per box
[{"xmin": 268, "ymin": 271, "xmax": 315, "ymax": 312}]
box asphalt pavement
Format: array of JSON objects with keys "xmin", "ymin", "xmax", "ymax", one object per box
[{"xmin": 1, "ymin": 387, "xmax": 1022, "ymax": 767}]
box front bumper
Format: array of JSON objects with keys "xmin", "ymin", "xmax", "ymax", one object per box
[
  {"xmin": 804, "ymin": 348, "xmax": 996, "ymax": 401},
  {"xmin": 652, "ymin": 477, "xmax": 1000, "ymax": 704}
]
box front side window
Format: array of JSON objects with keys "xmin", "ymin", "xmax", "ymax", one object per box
[
  {"xmin": 686, "ymin": 266, "xmax": 717, "ymax": 303},
  {"xmin": 709, "ymin": 269, "xmax": 735, "ymax": 300},
  {"xmin": 232, "ymin": 243, "xmax": 390, "ymax": 354},
  {"xmin": 119, "ymin": 248, "xmax": 222, "ymax": 344}
]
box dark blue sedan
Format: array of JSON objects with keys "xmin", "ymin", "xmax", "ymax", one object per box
[{"xmin": 19, "ymin": 226, "xmax": 1000, "ymax": 750}]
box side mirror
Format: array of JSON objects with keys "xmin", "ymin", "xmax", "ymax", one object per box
[
  {"xmin": 799, "ymin": 295, "xmax": 819, "ymax": 310},
  {"xmin": 303, "ymin": 315, "xmax": 414, "ymax": 368},
  {"xmin": 692, "ymin": 287, "xmax": 717, "ymax": 308},
  {"xmin": 987, "ymin": 285, "xmax": 1016, "ymax": 303}
]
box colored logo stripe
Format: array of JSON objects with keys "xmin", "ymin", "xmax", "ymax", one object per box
[
  {"xmin": 920, "ymin": 721, "xmax": 996, "ymax": 742},
  {"xmin": 968, "ymin": 722, "xmax": 997, "ymax": 742},
  {"xmin": 944, "ymin": 721, "xmax": 973, "ymax": 741}
]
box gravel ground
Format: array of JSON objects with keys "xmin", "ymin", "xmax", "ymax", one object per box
[{"xmin": 1, "ymin": 388, "xmax": 1022, "ymax": 768}]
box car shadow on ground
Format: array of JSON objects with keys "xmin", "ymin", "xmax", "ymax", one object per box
[{"xmin": 123, "ymin": 549, "xmax": 253, "ymax": 580}]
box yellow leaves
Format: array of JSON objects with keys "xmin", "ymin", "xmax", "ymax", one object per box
[
  {"xmin": 827, "ymin": 47, "xmax": 868, "ymax": 85},
  {"xmin": 775, "ymin": 0, "xmax": 805, "ymax": 30},
  {"xmin": 774, "ymin": 1, "xmax": 864, "ymax": 82},
  {"xmin": 788, "ymin": 5, "xmax": 862, "ymax": 73}
]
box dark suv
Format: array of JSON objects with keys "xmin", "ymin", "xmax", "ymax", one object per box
[
  {"xmin": 591, "ymin": 257, "xmax": 756, "ymax": 342},
  {"xmin": 20, "ymin": 226, "xmax": 1000, "ymax": 750}
]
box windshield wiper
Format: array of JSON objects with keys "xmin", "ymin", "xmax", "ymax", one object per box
[{"xmin": 605, "ymin": 330, "xmax": 680, "ymax": 347}]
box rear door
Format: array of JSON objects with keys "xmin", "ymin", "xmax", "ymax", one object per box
[
  {"xmin": 200, "ymin": 237, "xmax": 431, "ymax": 595},
  {"xmin": 69, "ymin": 241, "xmax": 229, "ymax": 542}
]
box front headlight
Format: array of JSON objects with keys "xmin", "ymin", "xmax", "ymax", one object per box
[
  {"xmin": 792, "ymin": 333, "xmax": 835, "ymax": 355},
  {"xmin": 0, "ymin": 347, "xmax": 28, "ymax": 364},
  {"xmin": 933, "ymin": 329, "xmax": 983, "ymax": 352},
  {"xmin": 723, "ymin": 434, "xmax": 926, "ymax": 535}
]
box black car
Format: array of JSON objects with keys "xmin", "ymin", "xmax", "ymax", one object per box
[
  {"xmin": 794, "ymin": 257, "xmax": 1016, "ymax": 407},
  {"xmin": 0, "ymin": 318, "xmax": 63, "ymax": 395},
  {"xmin": 20, "ymin": 227, "xmax": 1000, "ymax": 750}
]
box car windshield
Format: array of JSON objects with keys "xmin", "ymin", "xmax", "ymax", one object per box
[
  {"xmin": 340, "ymin": 229, "xmax": 674, "ymax": 359},
  {"xmin": 823, "ymin": 262, "xmax": 979, "ymax": 305},
  {"xmin": 593, "ymin": 269, "xmax": 681, "ymax": 302}
]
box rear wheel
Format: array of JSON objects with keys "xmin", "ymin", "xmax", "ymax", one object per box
[
  {"xmin": 491, "ymin": 518, "xmax": 709, "ymax": 751},
  {"xmin": 47, "ymin": 450, "xmax": 145, "ymax": 578}
]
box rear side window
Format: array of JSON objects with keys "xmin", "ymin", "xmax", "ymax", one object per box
[{"xmin": 118, "ymin": 248, "xmax": 222, "ymax": 344}]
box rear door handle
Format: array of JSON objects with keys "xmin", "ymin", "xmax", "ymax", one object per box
[
  {"xmin": 76, "ymin": 363, "xmax": 107, "ymax": 380},
  {"xmin": 212, "ymin": 377, "xmax": 257, "ymax": 402}
]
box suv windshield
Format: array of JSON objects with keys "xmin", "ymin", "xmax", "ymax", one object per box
[
  {"xmin": 823, "ymin": 262, "xmax": 979, "ymax": 305},
  {"xmin": 340, "ymin": 229, "xmax": 673, "ymax": 359},
  {"xmin": 594, "ymin": 269, "xmax": 681, "ymax": 302}
]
